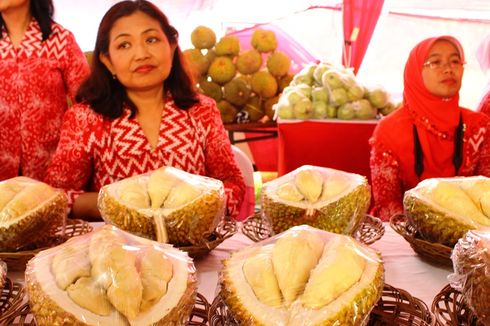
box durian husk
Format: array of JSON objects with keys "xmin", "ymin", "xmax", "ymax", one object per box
[
  {"xmin": 25, "ymin": 227, "xmax": 198, "ymax": 326},
  {"xmin": 0, "ymin": 259, "xmax": 6, "ymax": 289},
  {"xmin": 99, "ymin": 189, "xmax": 224, "ymax": 246},
  {"xmin": 262, "ymin": 183, "xmax": 370, "ymax": 235},
  {"xmin": 0, "ymin": 188, "xmax": 67, "ymax": 251},
  {"xmin": 219, "ymin": 227, "xmax": 384, "ymax": 326},
  {"xmin": 450, "ymin": 230, "xmax": 490, "ymax": 325}
]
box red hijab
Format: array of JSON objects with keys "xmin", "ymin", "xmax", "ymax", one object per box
[{"xmin": 402, "ymin": 36, "xmax": 465, "ymax": 179}]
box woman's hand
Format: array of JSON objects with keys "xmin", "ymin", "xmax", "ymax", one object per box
[{"xmin": 71, "ymin": 192, "xmax": 101, "ymax": 221}]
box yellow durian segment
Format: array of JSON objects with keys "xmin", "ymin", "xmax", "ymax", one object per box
[
  {"xmin": 0, "ymin": 180, "xmax": 25, "ymax": 211},
  {"xmin": 52, "ymin": 240, "xmax": 91, "ymax": 290},
  {"xmin": 458, "ymin": 179, "xmax": 490, "ymax": 223},
  {"xmin": 301, "ymin": 239, "xmax": 366, "ymax": 308},
  {"xmin": 118, "ymin": 179, "xmax": 149, "ymax": 208},
  {"xmin": 423, "ymin": 181, "xmax": 487, "ymax": 226},
  {"xmin": 66, "ymin": 277, "xmax": 113, "ymax": 316},
  {"xmin": 139, "ymin": 247, "xmax": 173, "ymax": 311},
  {"xmin": 321, "ymin": 173, "xmax": 349, "ymax": 200},
  {"xmin": 243, "ymin": 248, "xmax": 283, "ymax": 307},
  {"xmin": 272, "ymin": 230, "xmax": 324, "ymax": 305},
  {"xmin": 0, "ymin": 182, "xmax": 55, "ymax": 222},
  {"xmin": 147, "ymin": 169, "xmax": 182, "ymax": 209},
  {"xmin": 276, "ymin": 182, "xmax": 304, "ymax": 202},
  {"xmin": 480, "ymin": 192, "xmax": 490, "ymax": 221},
  {"xmin": 163, "ymin": 181, "xmax": 202, "ymax": 208},
  {"xmin": 294, "ymin": 169, "xmax": 324, "ymax": 203}
]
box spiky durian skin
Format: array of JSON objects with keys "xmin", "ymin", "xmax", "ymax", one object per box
[
  {"xmin": 25, "ymin": 254, "xmax": 198, "ymax": 326},
  {"xmin": 0, "ymin": 191, "xmax": 67, "ymax": 251},
  {"xmin": 220, "ymin": 252, "xmax": 384, "ymax": 326},
  {"xmin": 262, "ymin": 185, "xmax": 370, "ymax": 235},
  {"xmin": 451, "ymin": 232, "xmax": 490, "ymax": 325},
  {"xmin": 403, "ymin": 195, "xmax": 474, "ymax": 247},
  {"xmin": 99, "ymin": 190, "xmax": 224, "ymax": 246}
]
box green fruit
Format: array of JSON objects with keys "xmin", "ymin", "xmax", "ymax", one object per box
[
  {"xmin": 223, "ymin": 78, "xmax": 251, "ymax": 107},
  {"xmin": 266, "ymin": 51, "xmax": 291, "ymax": 77},
  {"xmin": 263, "ymin": 96, "xmax": 279, "ymax": 120},
  {"xmin": 243, "ymin": 96, "xmax": 264, "ymax": 122},
  {"xmin": 330, "ymin": 88, "xmax": 348, "ymax": 107},
  {"xmin": 217, "ymin": 100, "xmax": 239, "ymax": 123},
  {"xmin": 353, "ymin": 99, "xmax": 377, "ymax": 120},
  {"xmin": 293, "ymin": 97, "xmax": 313, "ymax": 120},
  {"xmin": 312, "ymin": 101, "xmax": 328, "ymax": 119},
  {"xmin": 215, "ymin": 36, "xmax": 240, "ymax": 57},
  {"xmin": 278, "ymin": 74, "xmax": 294, "ymax": 92},
  {"xmin": 199, "ymin": 80, "xmax": 223, "ymax": 102},
  {"xmin": 251, "ymin": 29, "xmax": 277, "ymax": 53},
  {"xmin": 191, "ymin": 25, "xmax": 216, "ymax": 49},
  {"xmin": 251, "ymin": 70, "xmax": 278, "ymax": 98},
  {"xmin": 337, "ymin": 102, "xmax": 355, "ymax": 120},
  {"xmin": 208, "ymin": 56, "xmax": 236, "ymax": 84},
  {"xmin": 236, "ymin": 49, "xmax": 262, "ymax": 75}
]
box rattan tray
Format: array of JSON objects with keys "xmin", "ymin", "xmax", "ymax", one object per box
[
  {"xmin": 179, "ymin": 218, "xmax": 237, "ymax": 260},
  {"xmin": 390, "ymin": 214, "xmax": 452, "ymax": 266},
  {"xmin": 241, "ymin": 213, "xmax": 385, "ymax": 245},
  {"xmin": 431, "ymin": 284, "xmax": 482, "ymax": 326},
  {"xmin": 209, "ymin": 284, "xmax": 434, "ymax": 326},
  {"xmin": 0, "ymin": 219, "xmax": 93, "ymax": 272},
  {"xmin": 1, "ymin": 292, "xmax": 209, "ymax": 326},
  {"xmin": 0, "ymin": 278, "xmax": 25, "ymax": 324}
]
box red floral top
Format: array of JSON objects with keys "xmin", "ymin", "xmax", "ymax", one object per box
[
  {"xmin": 44, "ymin": 95, "xmax": 245, "ymax": 218},
  {"xmin": 370, "ymin": 107, "xmax": 490, "ymax": 221},
  {"xmin": 0, "ymin": 19, "xmax": 90, "ymax": 181},
  {"xmin": 478, "ymin": 90, "xmax": 490, "ymax": 116}
]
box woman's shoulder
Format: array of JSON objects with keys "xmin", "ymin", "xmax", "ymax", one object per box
[
  {"xmin": 46, "ymin": 21, "xmax": 78, "ymax": 44},
  {"xmin": 188, "ymin": 94, "xmax": 219, "ymax": 116},
  {"xmin": 461, "ymin": 107, "xmax": 490, "ymax": 128},
  {"xmin": 65, "ymin": 103, "xmax": 104, "ymax": 125},
  {"xmin": 374, "ymin": 107, "xmax": 412, "ymax": 136}
]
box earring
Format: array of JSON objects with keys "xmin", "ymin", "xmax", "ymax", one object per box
[{"xmin": 112, "ymin": 74, "xmax": 117, "ymax": 80}]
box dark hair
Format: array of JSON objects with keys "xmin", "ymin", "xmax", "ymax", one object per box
[
  {"xmin": 76, "ymin": 0, "xmax": 198, "ymax": 119},
  {"xmin": 0, "ymin": 0, "xmax": 54, "ymax": 41}
]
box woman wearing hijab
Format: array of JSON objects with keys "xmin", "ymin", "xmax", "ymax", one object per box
[
  {"xmin": 369, "ymin": 36, "xmax": 490, "ymax": 221},
  {"xmin": 476, "ymin": 33, "xmax": 490, "ymax": 115}
]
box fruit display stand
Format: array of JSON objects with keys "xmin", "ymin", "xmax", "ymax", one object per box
[
  {"xmin": 277, "ymin": 118, "xmax": 377, "ymax": 181},
  {"xmin": 431, "ymin": 284, "xmax": 482, "ymax": 326},
  {"xmin": 224, "ymin": 121, "xmax": 277, "ymax": 145}
]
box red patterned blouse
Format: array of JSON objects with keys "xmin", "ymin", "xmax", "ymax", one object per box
[
  {"xmin": 44, "ymin": 95, "xmax": 245, "ymax": 218},
  {"xmin": 0, "ymin": 19, "xmax": 90, "ymax": 181}
]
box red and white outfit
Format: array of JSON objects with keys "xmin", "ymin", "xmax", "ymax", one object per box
[
  {"xmin": 44, "ymin": 95, "xmax": 245, "ymax": 218},
  {"xmin": 370, "ymin": 36, "xmax": 490, "ymax": 221},
  {"xmin": 0, "ymin": 19, "xmax": 90, "ymax": 181}
]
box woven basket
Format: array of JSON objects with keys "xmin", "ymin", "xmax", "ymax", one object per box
[
  {"xmin": 431, "ymin": 284, "xmax": 482, "ymax": 326},
  {"xmin": 241, "ymin": 213, "xmax": 385, "ymax": 245},
  {"xmin": 179, "ymin": 218, "xmax": 237, "ymax": 260},
  {"xmin": 0, "ymin": 219, "xmax": 93, "ymax": 272},
  {"xmin": 0, "ymin": 278, "xmax": 25, "ymax": 324},
  {"xmin": 390, "ymin": 214, "xmax": 452, "ymax": 266},
  {"xmin": 209, "ymin": 284, "xmax": 433, "ymax": 326},
  {"xmin": 1, "ymin": 292, "xmax": 209, "ymax": 326}
]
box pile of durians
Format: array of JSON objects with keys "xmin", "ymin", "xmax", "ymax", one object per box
[{"xmin": 184, "ymin": 26, "xmax": 294, "ymax": 124}]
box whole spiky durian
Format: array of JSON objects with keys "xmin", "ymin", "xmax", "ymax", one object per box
[
  {"xmin": 242, "ymin": 96, "xmax": 265, "ymax": 122},
  {"xmin": 208, "ymin": 56, "xmax": 236, "ymax": 85},
  {"xmin": 251, "ymin": 70, "xmax": 278, "ymax": 98},
  {"xmin": 215, "ymin": 36, "xmax": 240, "ymax": 57},
  {"xmin": 223, "ymin": 78, "xmax": 252, "ymax": 107},
  {"xmin": 267, "ymin": 51, "xmax": 291, "ymax": 77},
  {"xmin": 217, "ymin": 100, "xmax": 239, "ymax": 124},
  {"xmin": 251, "ymin": 29, "xmax": 277, "ymax": 53},
  {"xmin": 236, "ymin": 49, "xmax": 263, "ymax": 75},
  {"xmin": 191, "ymin": 25, "xmax": 216, "ymax": 49},
  {"xmin": 183, "ymin": 49, "xmax": 210, "ymax": 79},
  {"xmin": 198, "ymin": 80, "xmax": 223, "ymax": 102}
]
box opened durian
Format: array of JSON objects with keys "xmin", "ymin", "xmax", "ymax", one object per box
[
  {"xmin": 404, "ymin": 176, "xmax": 490, "ymax": 247},
  {"xmin": 220, "ymin": 226, "xmax": 384, "ymax": 325},
  {"xmin": 261, "ymin": 165, "xmax": 370, "ymax": 234},
  {"xmin": 449, "ymin": 229, "xmax": 490, "ymax": 326},
  {"xmin": 0, "ymin": 176, "xmax": 67, "ymax": 251},
  {"xmin": 98, "ymin": 166, "xmax": 226, "ymax": 246},
  {"xmin": 25, "ymin": 225, "xmax": 197, "ymax": 326},
  {"xmin": 0, "ymin": 259, "xmax": 6, "ymax": 289}
]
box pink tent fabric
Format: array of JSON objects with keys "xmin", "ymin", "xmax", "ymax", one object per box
[{"xmin": 342, "ymin": 0, "xmax": 385, "ymax": 74}]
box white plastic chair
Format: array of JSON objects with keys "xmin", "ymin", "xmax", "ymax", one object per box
[{"xmin": 231, "ymin": 145, "xmax": 255, "ymax": 221}]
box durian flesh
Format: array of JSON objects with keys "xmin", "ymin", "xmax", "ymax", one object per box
[
  {"xmin": 404, "ymin": 176, "xmax": 490, "ymax": 246},
  {"xmin": 220, "ymin": 226, "xmax": 384, "ymax": 326},
  {"xmin": 26, "ymin": 225, "xmax": 197, "ymax": 326}
]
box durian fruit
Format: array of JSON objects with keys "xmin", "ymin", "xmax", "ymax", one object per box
[
  {"xmin": 98, "ymin": 166, "xmax": 226, "ymax": 246},
  {"xmin": 220, "ymin": 226, "xmax": 384, "ymax": 326},
  {"xmin": 190, "ymin": 25, "xmax": 216, "ymax": 49},
  {"xmin": 251, "ymin": 70, "xmax": 278, "ymax": 98},
  {"xmin": 25, "ymin": 225, "xmax": 197, "ymax": 326},
  {"xmin": 236, "ymin": 49, "xmax": 263, "ymax": 75},
  {"xmin": 0, "ymin": 259, "xmax": 6, "ymax": 289},
  {"xmin": 208, "ymin": 56, "xmax": 237, "ymax": 85},
  {"xmin": 450, "ymin": 229, "xmax": 490, "ymax": 325},
  {"xmin": 262, "ymin": 165, "xmax": 371, "ymax": 235},
  {"xmin": 0, "ymin": 177, "xmax": 67, "ymax": 251},
  {"xmin": 183, "ymin": 48, "xmax": 210, "ymax": 80},
  {"xmin": 217, "ymin": 100, "xmax": 239, "ymax": 123},
  {"xmin": 242, "ymin": 96, "xmax": 265, "ymax": 122},
  {"xmin": 223, "ymin": 78, "xmax": 252, "ymax": 107},
  {"xmin": 214, "ymin": 35, "xmax": 240, "ymax": 57},
  {"xmin": 266, "ymin": 51, "xmax": 291, "ymax": 78},
  {"xmin": 404, "ymin": 176, "xmax": 490, "ymax": 247},
  {"xmin": 199, "ymin": 79, "xmax": 223, "ymax": 102},
  {"xmin": 251, "ymin": 29, "xmax": 278, "ymax": 53}
]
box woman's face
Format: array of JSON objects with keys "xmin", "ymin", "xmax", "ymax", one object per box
[
  {"xmin": 100, "ymin": 11, "xmax": 175, "ymax": 93},
  {"xmin": 421, "ymin": 39, "xmax": 464, "ymax": 99}
]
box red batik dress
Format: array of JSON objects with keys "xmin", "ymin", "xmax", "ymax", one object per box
[
  {"xmin": 0, "ymin": 19, "xmax": 90, "ymax": 181},
  {"xmin": 44, "ymin": 95, "xmax": 245, "ymax": 218}
]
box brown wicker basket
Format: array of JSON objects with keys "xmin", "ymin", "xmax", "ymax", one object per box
[
  {"xmin": 390, "ymin": 214, "xmax": 452, "ymax": 266},
  {"xmin": 0, "ymin": 219, "xmax": 93, "ymax": 272},
  {"xmin": 1, "ymin": 292, "xmax": 209, "ymax": 326},
  {"xmin": 431, "ymin": 284, "xmax": 482, "ymax": 326},
  {"xmin": 241, "ymin": 213, "xmax": 385, "ymax": 245},
  {"xmin": 0, "ymin": 278, "xmax": 25, "ymax": 324},
  {"xmin": 178, "ymin": 218, "xmax": 237, "ymax": 260},
  {"xmin": 209, "ymin": 284, "xmax": 434, "ymax": 326}
]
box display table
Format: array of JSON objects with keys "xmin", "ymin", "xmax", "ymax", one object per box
[
  {"xmin": 5, "ymin": 223, "xmax": 452, "ymax": 315},
  {"xmin": 277, "ymin": 119, "xmax": 378, "ymax": 181}
]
